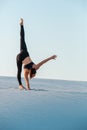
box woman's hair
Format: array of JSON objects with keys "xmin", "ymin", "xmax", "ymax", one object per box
[{"xmin": 30, "ymin": 68, "xmax": 36, "ymax": 78}]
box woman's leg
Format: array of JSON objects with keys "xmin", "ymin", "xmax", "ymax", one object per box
[
  {"xmin": 16, "ymin": 55, "xmax": 22, "ymax": 85},
  {"xmin": 20, "ymin": 25, "xmax": 27, "ymax": 51}
]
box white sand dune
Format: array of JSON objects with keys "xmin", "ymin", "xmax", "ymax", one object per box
[{"xmin": 0, "ymin": 77, "xmax": 87, "ymax": 130}]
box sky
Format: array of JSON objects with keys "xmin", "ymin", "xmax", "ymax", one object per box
[{"xmin": 0, "ymin": 0, "xmax": 87, "ymax": 81}]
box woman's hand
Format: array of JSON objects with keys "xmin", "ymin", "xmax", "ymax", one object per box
[{"xmin": 51, "ymin": 55, "xmax": 57, "ymax": 60}]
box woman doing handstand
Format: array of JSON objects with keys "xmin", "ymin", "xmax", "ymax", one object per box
[{"xmin": 16, "ymin": 18, "xmax": 57, "ymax": 90}]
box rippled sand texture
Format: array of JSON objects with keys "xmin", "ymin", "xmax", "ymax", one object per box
[{"xmin": 0, "ymin": 77, "xmax": 87, "ymax": 130}]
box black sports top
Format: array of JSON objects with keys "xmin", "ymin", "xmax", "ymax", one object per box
[
  {"xmin": 24, "ymin": 62, "xmax": 34, "ymax": 69},
  {"xmin": 24, "ymin": 62, "xmax": 36, "ymax": 78}
]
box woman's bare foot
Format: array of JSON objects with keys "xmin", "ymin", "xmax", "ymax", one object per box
[
  {"xmin": 20, "ymin": 18, "xmax": 23, "ymax": 25},
  {"xmin": 19, "ymin": 85, "xmax": 25, "ymax": 90}
]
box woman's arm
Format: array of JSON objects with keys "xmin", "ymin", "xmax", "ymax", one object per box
[
  {"xmin": 24, "ymin": 70, "xmax": 31, "ymax": 90},
  {"xmin": 35, "ymin": 55, "xmax": 57, "ymax": 70}
]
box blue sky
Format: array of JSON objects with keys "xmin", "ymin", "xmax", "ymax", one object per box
[{"xmin": 0, "ymin": 0, "xmax": 87, "ymax": 81}]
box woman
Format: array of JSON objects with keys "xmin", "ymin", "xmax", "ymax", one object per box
[{"xmin": 16, "ymin": 18, "xmax": 57, "ymax": 90}]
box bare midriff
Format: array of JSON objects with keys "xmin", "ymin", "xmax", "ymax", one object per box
[{"xmin": 22, "ymin": 57, "xmax": 32, "ymax": 65}]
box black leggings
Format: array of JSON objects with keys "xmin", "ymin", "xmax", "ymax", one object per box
[
  {"xmin": 16, "ymin": 25, "xmax": 29, "ymax": 85},
  {"xmin": 20, "ymin": 25, "xmax": 27, "ymax": 51}
]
